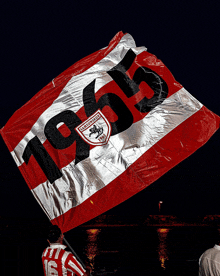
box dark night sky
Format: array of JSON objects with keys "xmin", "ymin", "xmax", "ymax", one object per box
[{"xmin": 0, "ymin": 1, "xmax": 220, "ymax": 223}]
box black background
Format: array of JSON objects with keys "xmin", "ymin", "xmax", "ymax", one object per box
[{"xmin": 1, "ymin": 0, "xmax": 220, "ymax": 223}]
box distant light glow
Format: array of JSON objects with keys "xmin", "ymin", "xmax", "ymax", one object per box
[
  {"xmin": 86, "ymin": 228, "xmax": 101, "ymax": 271},
  {"xmin": 157, "ymin": 228, "xmax": 169, "ymax": 234},
  {"xmin": 88, "ymin": 229, "xmax": 99, "ymax": 235},
  {"xmin": 157, "ymin": 228, "xmax": 169, "ymax": 269},
  {"xmin": 161, "ymin": 257, "xmax": 165, "ymax": 269}
]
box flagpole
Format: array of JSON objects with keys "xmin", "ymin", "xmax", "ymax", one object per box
[{"xmin": 63, "ymin": 237, "xmax": 86, "ymax": 270}]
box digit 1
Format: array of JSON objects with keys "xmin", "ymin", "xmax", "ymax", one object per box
[{"xmin": 22, "ymin": 136, "xmax": 62, "ymax": 184}]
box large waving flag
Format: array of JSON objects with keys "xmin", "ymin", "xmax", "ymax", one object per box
[{"xmin": 1, "ymin": 32, "xmax": 219, "ymax": 232}]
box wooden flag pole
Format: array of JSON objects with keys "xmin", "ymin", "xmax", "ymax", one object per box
[{"xmin": 63, "ymin": 237, "xmax": 86, "ymax": 270}]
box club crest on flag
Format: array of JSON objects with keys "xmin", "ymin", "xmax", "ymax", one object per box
[{"xmin": 75, "ymin": 109, "xmax": 111, "ymax": 146}]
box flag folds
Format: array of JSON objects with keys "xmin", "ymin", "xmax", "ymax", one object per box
[{"xmin": 1, "ymin": 32, "xmax": 219, "ymax": 232}]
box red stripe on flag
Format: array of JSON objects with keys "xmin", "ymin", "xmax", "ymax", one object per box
[{"xmin": 51, "ymin": 105, "xmax": 220, "ymax": 232}]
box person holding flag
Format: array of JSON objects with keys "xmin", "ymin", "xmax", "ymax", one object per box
[{"xmin": 42, "ymin": 225, "xmax": 91, "ymax": 276}]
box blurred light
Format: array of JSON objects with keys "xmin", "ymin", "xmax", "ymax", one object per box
[
  {"xmin": 86, "ymin": 228, "xmax": 101, "ymax": 272},
  {"xmin": 88, "ymin": 229, "xmax": 99, "ymax": 235},
  {"xmin": 157, "ymin": 228, "xmax": 169, "ymax": 269},
  {"xmin": 161, "ymin": 257, "xmax": 165, "ymax": 269},
  {"xmin": 157, "ymin": 228, "xmax": 169, "ymax": 234}
]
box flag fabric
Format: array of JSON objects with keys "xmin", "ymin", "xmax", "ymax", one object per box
[{"xmin": 1, "ymin": 31, "xmax": 219, "ymax": 232}]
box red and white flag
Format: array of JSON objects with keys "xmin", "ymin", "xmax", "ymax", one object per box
[{"xmin": 1, "ymin": 32, "xmax": 219, "ymax": 232}]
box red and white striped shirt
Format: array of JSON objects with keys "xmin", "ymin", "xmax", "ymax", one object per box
[{"xmin": 42, "ymin": 244, "xmax": 86, "ymax": 276}]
